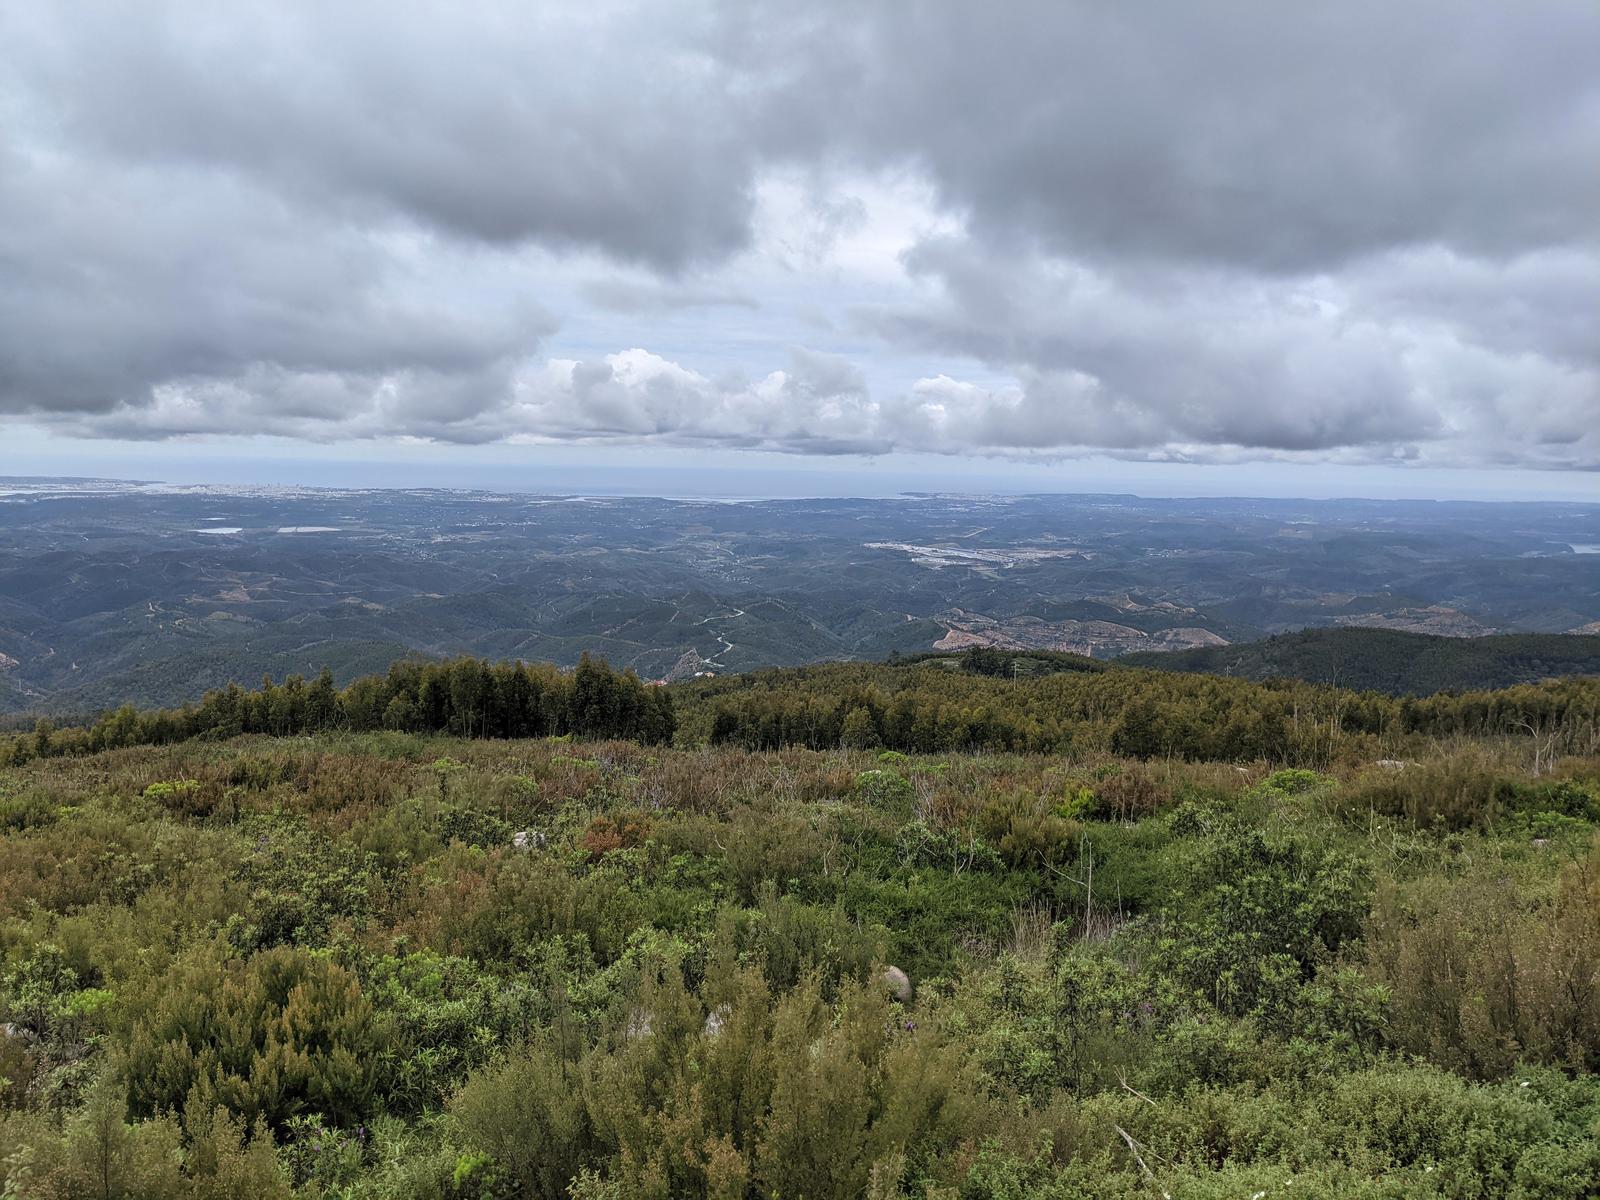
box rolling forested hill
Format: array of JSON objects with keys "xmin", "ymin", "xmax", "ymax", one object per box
[
  {"xmin": 4, "ymin": 481, "xmax": 1598, "ymax": 715},
  {"xmin": 1123, "ymin": 628, "xmax": 1600, "ymax": 695}
]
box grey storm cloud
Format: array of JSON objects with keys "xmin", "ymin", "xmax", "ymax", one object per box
[
  {"xmin": 15, "ymin": 3, "xmax": 756, "ymax": 268},
  {"xmin": 0, "ymin": 0, "xmax": 1596, "ymax": 467},
  {"xmin": 749, "ymin": 1, "xmax": 1600, "ymax": 272},
  {"xmin": 579, "ymin": 279, "xmax": 759, "ymax": 315},
  {"xmin": 861, "ymin": 238, "xmax": 1445, "ymax": 452}
]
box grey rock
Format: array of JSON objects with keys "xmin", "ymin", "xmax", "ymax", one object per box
[{"xmin": 881, "ymin": 965, "xmax": 913, "ymax": 1005}]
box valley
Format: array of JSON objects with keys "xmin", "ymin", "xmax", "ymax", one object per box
[{"xmin": 2, "ymin": 478, "xmax": 1597, "ymax": 713}]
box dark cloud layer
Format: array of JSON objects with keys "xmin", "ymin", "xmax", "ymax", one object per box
[
  {"xmin": 754, "ymin": 2, "xmax": 1600, "ymax": 271},
  {"xmin": 1, "ymin": 1, "xmax": 1596, "ymax": 468}
]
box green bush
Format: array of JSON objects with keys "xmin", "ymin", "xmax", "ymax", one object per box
[
  {"xmin": 1359, "ymin": 849, "xmax": 1600, "ymax": 1077},
  {"xmin": 121, "ymin": 944, "xmax": 379, "ymax": 1132},
  {"xmin": 364, "ymin": 950, "xmax": 545, "ymax": 1114},
  {"xmin": 978, "ymin": 789, "xmax": 1080, "ymax": 869},
  {"xmin": 1154, "ymin": 806, "xmax": 1369, "ymax": 1020}
]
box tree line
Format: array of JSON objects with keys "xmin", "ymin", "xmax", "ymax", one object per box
[
  {"xmin": 2, "ymin": 654, "xmax": 675, "ymax": 766},
  {"xmin": 686, "ymin": 660, "xmax": 1600, "ymax": 761},
  {"xmin": 6, "ymin": 650, "xmax": 1597, "ymax": 768}
]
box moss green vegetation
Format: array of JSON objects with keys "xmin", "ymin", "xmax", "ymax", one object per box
[{"xmin": 0, "ymin": 658, "xmax": 1598, "ymax": 1197}]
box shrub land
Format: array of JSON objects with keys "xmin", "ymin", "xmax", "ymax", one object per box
[{"xmin": 0, "ymin": 656, "xmax": 1597, "ymax": 1197}]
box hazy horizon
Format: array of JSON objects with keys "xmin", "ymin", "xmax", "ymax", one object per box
[{"xmin": 10, "ymin": 447, "xmax": 1599, "ymax": 505}]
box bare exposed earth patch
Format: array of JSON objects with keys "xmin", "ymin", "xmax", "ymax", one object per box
[
  {"xmin": 662, "ymin": 649, "xmax": 717, "ymax": 682},
  {"xmin": 932, "ymin": 611, "xmax": 1228, "ymax": 658},
  {"xmin": 1333, "ymin": 606, "xmax": 1495, "ymax": 637},
  {"xmin": 866, "ymin": 542, "xmax": 1088, "ymax": 568}
]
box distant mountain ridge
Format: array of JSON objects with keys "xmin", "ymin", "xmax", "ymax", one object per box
[{"xmin": 1122, "ymin": 628, "xmax": 1600, "ymax": 695}]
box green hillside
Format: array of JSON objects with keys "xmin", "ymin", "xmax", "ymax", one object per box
[
  {"xmin": 1124, "ymin": 628, "xmax": 1600, "ymax": 694},
  {"xmin": 2, "ymin": 655, "xmax": 1598, "ymax": 1196}
]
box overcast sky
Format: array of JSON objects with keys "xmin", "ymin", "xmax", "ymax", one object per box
[{"xmin": 2, "ymin": 1, "xmax": 1597, "ymax": 498}]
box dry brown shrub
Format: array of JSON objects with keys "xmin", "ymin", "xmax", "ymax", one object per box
[
  {"xmin": 582, "ymin": 811, "xmax": 651, "ymax": 861},
  {"xmin": 1091, "ymin": 762, "xmax": 1174, "ymax": 819}
]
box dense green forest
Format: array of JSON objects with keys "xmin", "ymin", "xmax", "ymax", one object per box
[
  {"xmin": 681, "ymin": 655, "xmax": 1600, "ymax": 766},
  {"xmin": 9, "ymin": 650, "xmax": 1597, "ymax": 771},
  {"xmin": 1124, "ymin": 629, "xmax": 1600, "ymax": 695},
  {"xmin": 1, "ymin": 654, "xmax": 1598, "ymax": 1196},
  {"xmin": 2, "ymin": 656, "xmax": 676, "ymax": 767}
]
